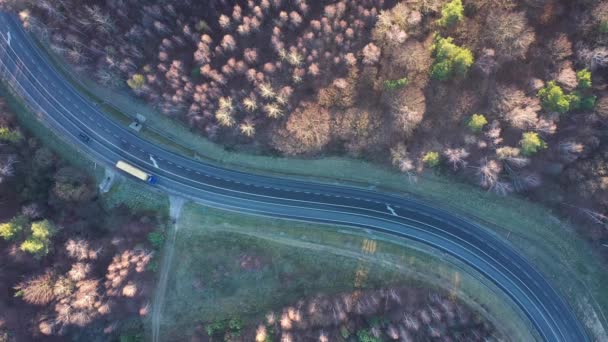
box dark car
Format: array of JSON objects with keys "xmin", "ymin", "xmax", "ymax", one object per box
[{"xmin": 78, "ymin": 132, "xmax": 91, "ymax": 143}]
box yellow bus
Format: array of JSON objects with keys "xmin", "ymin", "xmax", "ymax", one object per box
[{"xmin": 115, "ymin": 160, "xmax": 157, "ymax": 184}]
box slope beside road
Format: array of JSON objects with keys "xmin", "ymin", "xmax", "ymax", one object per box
[{"xmin": 0, "ymin": 12, "xmax": 589, "ymax": 341}]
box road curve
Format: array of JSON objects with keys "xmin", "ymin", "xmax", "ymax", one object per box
[{"xmin": 0, "ymin": 12, "xmax": 588, "ymax": 341}]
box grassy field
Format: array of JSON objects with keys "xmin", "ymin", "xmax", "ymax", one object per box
[{"xmin": 156, "ymin": 203, "xmax": 535, "ymax": 341}]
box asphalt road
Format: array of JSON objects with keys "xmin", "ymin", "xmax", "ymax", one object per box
[{"xmin": 0, "ymin": 12, "xmax": 589, "ymax": 341}]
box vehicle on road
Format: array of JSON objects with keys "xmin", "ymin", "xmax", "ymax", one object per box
[
  {"xmin": 115, "ymin": 160, "xmax": 157, "ymax": 184},
  {"xmin": 78, "ymin": 132, "xmax": 90, "ymax": 143}
]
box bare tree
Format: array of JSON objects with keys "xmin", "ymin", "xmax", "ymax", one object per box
[
  {"xmin": 0, "ymin": 154, "xmax": 17, "ymax": 180},
  {"xmin": 483, "ymin": 11, "xmax": 535, "ymax": 62},
  {"xmin": 474, "ymin": 158, "xmax": 502, "ymax": 189},
  {"xmin": 443, "ymin": 148, "xmax": 470, "ymax": 170},
  {"xmin": 491, "ymin": 84, "xmax": 540, "ymax": 130},
  {"xmin": 559, "ymin": 140, "xmax": 584, "ymax": 163}
]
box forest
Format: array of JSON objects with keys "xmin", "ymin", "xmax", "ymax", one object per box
[
  {"xmin": 0, "ymin": 96, "xmax": 164, "ymax": 341},
  {"xmin": 5, "ymin": 0, "xmax": 608, "ymax": 253}
]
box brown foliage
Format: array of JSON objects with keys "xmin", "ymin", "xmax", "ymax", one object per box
[
  {"xmin": 273, "ymin": 103, "xmax": 331, "ymax": 155},
  {"xmin": 483, "ymin": 11, "xmax": 535, "ymax": 62},
  {"xmin": 16, "ymin": 271, "xmax": 56, "ymax": 305},
  {"xmin": 361, "ymin": 43, "xmax": 381, "ymax": 66},
  {"xmin": 491, "ymin": 84, "xmax": 540, "ymax": 130},
  {"xmin": 390, "ymin": 87, "xmax": 426, "ymax": 138},
  {"xmin": 393, "ymin": 40, "xmax": 432, "ymax": 84},
  {"xmin": 333, "ymin": 108, "xmax": 383, "ymax": 156},
  {"xmin": 318, "ymin": 68, "xmax": 359, "ymax": 109}
]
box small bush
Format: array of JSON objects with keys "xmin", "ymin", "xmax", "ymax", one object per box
[
  {"xmin": 599, "ymin": 21, "xmax": 608, "ymax": 34},
  {"xmin": 0, "ymin": 216, "xmax": 27, "ymax": 240},
  {"xmin": 228, "ymin": 317, "xmax": 243, "ymax": 335},
  {"xmin": 340, "ymin": 326, "xmax": 351, "ymax": 339},
  {"xmin": 422, "ymin": 152, "xmax": 440, "ymax": 167},
  {"xmin": 20, "ymin": 220, "xmax": 56, "ymax": 256},
  {"xmin": 119, "ymin": 333, "xmax": 144, "ymax": 342},
  {"xmin": 467, "ymin": 114, "xmax": 488, "ymax": 133},
  {"xmin": 537, "ymin": 81, "xmax": 571, "ymax": 114},
  {"xmin": 520, "ymin": 132, "xmax": 546, "ymax": 156},
  {"xmin": 357, "ymin": 329, "xmax": 381, "ymax": 342},
  {"xmin": 0, "ymin": 126, "xmax": 23, "ymax": 143},
  {"xmin": 147, "ymin": 231, "xmax": 165, "ymax": 250},
  {"xmin": 576, "ymin": 69, "xmax": 592, "ymax": 89},
  {"xmin": 205, "ymin": 320, "xmax": 226, "ymax": 337},
  {"xmin": 438, "ymin": 0, "xmax": 464, "ymax": 27},
  {"xmin": 383, "ymin": 77, "xmax": 409, "ymax": 91},
  {"xmin": 569, "ymin": 91, "xmax": 596, "ymax": 111},
  {"xmin": 431, "ymin": 36, "xmax": 474, "ymax": 81},
  {"xmin": 126, "ymin": 74, "xmax": 145, "ymax": 90}
]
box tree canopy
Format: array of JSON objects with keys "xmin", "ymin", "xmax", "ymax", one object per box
[{"xmin": 431, "ymin": 36, "xmax": 474, "ymax": 81}]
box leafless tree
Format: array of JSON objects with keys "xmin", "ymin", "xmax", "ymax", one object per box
[
  {"xmin": 443, "ymin": 148, "xmax": 470, "ymax": 170},
  {"xmin": 559, "ymin": 140, "xmax": 584, "ymax": 163},
  {"xmin": 483, "ymin": 10, "xmax": 535, "ymax": 62},
  {"xmin": 474, "ymin": 158, "xmax": 502, "ymax": 189},
  {"xmin": 0, "ymin": 154, "xmax": 17, "ymax": 180}
]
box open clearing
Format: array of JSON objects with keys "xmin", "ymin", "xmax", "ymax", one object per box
[{"xmin": 154, "ymin": 203, "xmax": 534, "ymax": 341}]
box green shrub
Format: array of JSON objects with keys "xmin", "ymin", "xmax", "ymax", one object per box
[
  {"xmin": 127, "ymin": 74, "xmax": 145, "ymax": 90},
  {"xmin": 0, "ymin": 216, "xmax": 26, "ymax": 240},
  {"xmin": 20, "ymin": 239, "xmax": 46, "ymax": 255},
  {"xmin": 20, "ymin": 220, "xmax": 56, "ymax": 257},
  {"xmin": 438, "ymin": 0, "xmax": 464, "ymax": 27},
  {"xmin": 205, "ymin": 320, "xmax": 226, "ymax": 337},
  {"xmin": 537, "ymin": 81, "xmax": 571, "ymax": 114},
  {"xmin": 431, "ymin": 36, "xmax": 474, "ymax": 81},
  {"xmin": 340, "ymin": 326, "xmax": 351, "ymax": 339},
  {"xmin": 383, "ymin": 77, "xmax": 409, "ymax": 91},
  {"xmin": 147, "ymin": 231, "xmax": 165, "ymax": 250},
  {"xmin": 599, "ymin": 21, "xmax": 608, "ymax": 34},
  {"xmin": 0, "ymin": 127, "xmax": 23, "ymax": 143},
  {"xmin": 228, "ymin": 317, "xmax": 243, "ymax": 335},
  {"xmin": 119, "ymin": 333, "xmax": 144, "ymax": 342},
  {"xmin": 569, "ymin": 91, "xmax": 596, "ymax": 111},
  {"xmin": 146, "ymin": 258, "xmax": 159, "ymax": 272},
  {"xmin": 576, "ymin": 69, "xmax": 592, "ymax": 89},
  {"xmin": 520, "ymin": 132, "xmax": 547, "ymax": 156},
  {"xmin": 579, "ymin": 95, "xmax": 597, "ymax": 111},
  {"xmin": 467, "ymin": 113, "xmax": 488, "ymax": 133},
  {"xmin": 422, "ymin": 151, "xmax": 440, "ymax": 167},
  {"xmin": 357, "ymin": 329, "xmax": 381, "ymax": 342}
]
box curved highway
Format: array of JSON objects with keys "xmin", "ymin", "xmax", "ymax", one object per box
[{"xmin": 0, "ymin": 12, "xmax": 588, "ymax": 341}]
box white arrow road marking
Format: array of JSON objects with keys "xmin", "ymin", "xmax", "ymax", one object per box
[
  {"xmin": 149, "ymin": 155, "xmax": 159, "ymax": 168},
  {"xmin": 6, "ymin": 31, "xmax": 11, "ymax": 46},
  {"xmin": 386, "ymin": 204, "xmax": 397, "ymax": 216}
]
